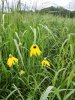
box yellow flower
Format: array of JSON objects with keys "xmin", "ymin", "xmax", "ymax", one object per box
[
  {"xmin": 7, "ymin": 55, "xmax": 18, "ymax": 68},
  {"xmin": 19, "ymin": 70, "xmax": 25, "ymax": 76},
  {"xmin": 12, "ymin": 57, "xmax": 18, "ymax": 64},
  {"xmin": 42, "ymin": 59, "xmax": 50, "ymax": 67},
  {"xmin": 30, "ymin": 44, "xmax": 41, "ymax": 57}
]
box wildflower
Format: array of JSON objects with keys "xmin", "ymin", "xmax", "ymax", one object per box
[
  {"xmin": 42, "ymin": 58, "xmax": 50, "ymax": 67},
  {"xmin": 7, "ymin": 54, "xmax": 18, "ymax": 68},
  {"xmin": 19, "ymin": 70, "xmax": 25, "ymax": 76},
  {"xmin": 30, "ymin": 44, "xmax": 41, "ymax": 57}
]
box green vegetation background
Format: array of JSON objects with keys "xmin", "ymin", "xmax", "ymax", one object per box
[{"xmin": 0, "ymin": 12, "xmax": 75, "ymax": 100}]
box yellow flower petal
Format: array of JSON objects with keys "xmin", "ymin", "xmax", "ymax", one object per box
[
  {"xmin": 30, "ymin": 44, "xmax": 41, "ymax": 57},
  {"xmin": 42, "ymin": 59, "xmax": 50, "ymax": 67},
  {"xmin": 12, "ymin": 57, "xmax": 18, "ymax": 63},
  {"xmin": 7, "ymin": 58, "xmax": 14, "ymax": 67},
  {"xmin": 7, "ymin": 55, "xmax": 18, "ymax": 68}
]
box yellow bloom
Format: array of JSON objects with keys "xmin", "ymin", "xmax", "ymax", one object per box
[
  {"xmin": 30, "ymin": 44, "xmax": 41, "ymax": 57},
  {"xmin": 19, "ymin": 70, "xmax": 25, "ymax": 76},
  {"xmin": 7, "ymin": 55, "xmax": 18, "ymax": 68},
  {"xmin": 12, "ymin": 57, "xmax": 18, "ymax": 64},
  {"xmin": 42, "ymin": 59, "xmax": 50, "ymax": 67}
]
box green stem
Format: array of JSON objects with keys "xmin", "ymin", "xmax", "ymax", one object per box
[{"xmin": 33, "ymin": 28, "xmax": 36, "ymax": 44}]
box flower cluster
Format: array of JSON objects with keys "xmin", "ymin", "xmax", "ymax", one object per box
[
  {"xmin": 7, "ymin": 44, "xmax": 50, "ymax": 69},
  {"xmin": 7, "ymin": 43, "xmax": 50, "ymax": 68},
  {"xmin": 30, "ymin": 44, "xmax": 50, "ymax": 67}
]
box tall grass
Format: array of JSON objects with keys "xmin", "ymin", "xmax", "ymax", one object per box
[{"xmin": 0, "ymin": 12, "xmax": 75, "ymax": 100}]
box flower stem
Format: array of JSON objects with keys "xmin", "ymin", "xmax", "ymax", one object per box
[{"xmin": 33, "ymin": 28, "xmax": 36, "ymax": 44}]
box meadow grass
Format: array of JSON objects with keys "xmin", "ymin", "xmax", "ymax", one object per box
[{"xmin": 0, "ymin": 12, "xmax": 75, "ymax": 100}]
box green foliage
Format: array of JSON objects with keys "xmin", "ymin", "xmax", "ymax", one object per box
[
  {"xmin": 39, "ymin": 6, "xmax": 75, "ymax": 18},
  {"xmin": 0, "ymin": 12, "xmax": 75, "ymax": 99}
]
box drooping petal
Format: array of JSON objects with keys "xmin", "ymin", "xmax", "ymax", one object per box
[
  {"xmin": 7, "ymin": 56, "xmax": 18, "ymax": 68},
  {"xmin": 30, "ymin": 44, "xmax": 41, "ymax": 57},
  {"xmin": 42, "ymin": 59, "xmax": 50, "ymax": 67}
]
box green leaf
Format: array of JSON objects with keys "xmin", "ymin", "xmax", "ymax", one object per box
[
  {"xmin": 40, "ymin": 86, "xmax": 53, "ymax": 100},
  {"xmin": 63, "ymin": 90, "xmax": 75, "ymax": 100},
  {"xmin": 14, "ymin": 39, "xmax": 24, "ymax": 66}
]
